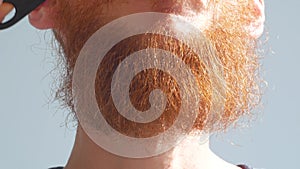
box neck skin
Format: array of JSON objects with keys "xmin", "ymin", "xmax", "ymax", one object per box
[{"xmin": 64, "ymin": 126, "xmax": 239, "ymax": 169}]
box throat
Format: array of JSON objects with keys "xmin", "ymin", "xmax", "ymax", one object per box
[{"xmin": 64, "ymin": 126, "xmax": 237, "ymax": 169}]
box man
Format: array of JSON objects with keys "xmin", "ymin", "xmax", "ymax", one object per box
[{"xmin": 0, "ymin": 0, "xmax": 265, "ymax": 169}]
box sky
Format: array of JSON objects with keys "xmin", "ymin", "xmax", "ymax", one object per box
[{"xmin": 0, "ymin": 1, "xmax": 299, "ymax": 169}]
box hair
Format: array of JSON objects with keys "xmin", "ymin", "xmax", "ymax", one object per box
[{"xmin": 51, "ymin": 0, "xmax": 263, "ymax": 133}]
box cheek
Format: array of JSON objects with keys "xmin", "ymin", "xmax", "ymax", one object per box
[
  {"xmin": 182, "ymin": 13, "xmax": 212, "ymax": 33},
  {"xmin": 218, "ymin": 0, "xmax": 266, "ymax": 39}
]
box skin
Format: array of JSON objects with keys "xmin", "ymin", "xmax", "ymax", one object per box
[
  {"xmin": 0, "ymin": 0, "xmax": 14, "ymax": 22},
  {"xmin": 1, "ymin": 0, "xmax": 265, "ymax": 169}
]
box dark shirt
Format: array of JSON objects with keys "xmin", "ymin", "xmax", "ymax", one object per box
[
  {"xmin": 49, "ymin": 165, "xmax": 252, "ymax": 169},
  {"xmin": 237, "ymin": 165, "xmax": 253, "ymax": 169}
]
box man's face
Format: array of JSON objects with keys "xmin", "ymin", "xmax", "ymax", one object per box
[{"xmin": 52, "ymin": 0, "xmax": 264, "ymax": 135}]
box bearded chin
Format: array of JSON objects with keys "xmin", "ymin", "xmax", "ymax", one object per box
[{"xmin": 53, "ymin": 1, "xmax": 261, "ymax": 135}]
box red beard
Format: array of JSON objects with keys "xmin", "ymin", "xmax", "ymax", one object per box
[{"xmin": 52, "ymin": 0, "xmax": 262, "ymax": 135}]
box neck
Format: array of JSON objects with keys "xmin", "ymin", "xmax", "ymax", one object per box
[{"xmin": 64, "ymin": 126, "xmax": 238, "ymax": 169}]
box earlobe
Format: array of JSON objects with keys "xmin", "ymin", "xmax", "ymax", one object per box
[
  {"xmin": 29, "ymin": 0, "xmax": 57, "ymax": 30},
  {"xmin": 248, "ymin": 0, "xmax": 265, "ymax": 38}
]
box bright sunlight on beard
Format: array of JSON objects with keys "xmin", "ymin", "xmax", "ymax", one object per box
[{"xmin": 52, "ymin": 0, "xmax": 262, "ymax": 135}]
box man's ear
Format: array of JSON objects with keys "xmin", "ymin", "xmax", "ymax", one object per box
[
  {"xmin": 29, "ymin": 0, "xmax": 57, "ymax": 29},
  {"xmin": 248, "ymin": 0, "xmax": 265, "ymax": 39}
]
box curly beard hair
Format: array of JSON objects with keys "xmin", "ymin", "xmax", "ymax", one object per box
[{"xmin": 52, "ymin": 0, "xmax": 262, "ymax": 134}]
